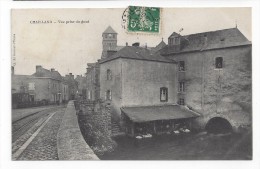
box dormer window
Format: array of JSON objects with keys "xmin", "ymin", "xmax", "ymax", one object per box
[
  {"xmin": 175, "ymin": 37, "xmax": 180, "ymax": 44},
  {"xmin": 169, "ymin": 36, "xmax": 180, "ymax": 46}
]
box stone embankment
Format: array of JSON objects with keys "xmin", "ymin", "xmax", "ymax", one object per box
[
  {"xmin": 76, "ymin": 99, "xmax": 117, "ymax": 156},
  {"xmin": 57, "ymin": 101, "xmax": 99, "ymax": 160}
]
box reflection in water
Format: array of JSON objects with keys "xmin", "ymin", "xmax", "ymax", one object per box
[{"xmin": 100, "ymin": 132, "xmax": 252, "ymax": 160}]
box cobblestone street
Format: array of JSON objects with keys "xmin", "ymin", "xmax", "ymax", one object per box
[{"xmin": 13, "ymin": 108, "xmax": 65, "ymax": 160}]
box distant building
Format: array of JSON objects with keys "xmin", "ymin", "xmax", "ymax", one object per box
[
  {"xmin": 30, "ymin": 66, "xmax": 69, "ymax": 103},
  {"xmin": 12, "ymin": 65, "xmax": 69, "ymax": 107},
  {"xmin": 64, "ymin": 73, "xmax": 78, "ymax": 100},
  {"xmin": 75, "ymin": 75, "xmax": 87, "ymax": 99},
  {"xmin": 12, "ymin": 74, "xmax": 31, "ymax": 94},
  {"xmin": 101, "ymin": 26, "xmax": 124, "ymax": 59},
  {"xmin": 85, "ymin": 62, "xmax": 100, "ymax": 101}
]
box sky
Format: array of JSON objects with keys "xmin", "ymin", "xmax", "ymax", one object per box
[{"xmin": 11, "ymin": 8, "xmax": 251, "ymax": 76}]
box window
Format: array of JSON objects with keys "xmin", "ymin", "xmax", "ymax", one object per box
[
  {"xmin": 160, "ymin": 87, "xmax": 168, "ymax": 102},
  {"xmin": 179, "ymin": 61, "xmax": 185, "ymax": 71},
  {"xmin": 175, "ymin": 37, "xmax": 179, "ymax": 44},
  {"xmin": 179, "ymin": 82, "xmax": 185, "ymax": 92},
  {"xmin": 28, "ymin": 82, "xmax": 35, "ymax": 90},
  {"xmin": 215, "ymin": 57, "xmax": 223, "ymax": 69},
  {"xmin": 107, "ymin": 69, "xmax": 112, "ymax": 80},
  {"xmin": 106, "ymin": 90, "xmax": 112, "ymax": 100},
  {"xmin": 179, "ymin": 98, "xmax": 185, "ymax": 105}
]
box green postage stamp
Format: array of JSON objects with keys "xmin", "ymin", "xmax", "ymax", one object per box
[{"xmin": 126, "ymin": 6, "xmax": 160, "ymax": 33}]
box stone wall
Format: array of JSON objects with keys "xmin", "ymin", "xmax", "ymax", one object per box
[
  {"xmin": 76, "ymin": 99, "xmax": 117, "ymax": 156},
  {"xmin": 57, "ymin": 101, "xmax": 99, "ymax": 160},
  {"xmin": 99, "ymin": 58, "xmax": 122, "ymax": 122},
  {"xmin": 168, "ymin": 45, "xmax": 252, "ymax": 132},
  {"xmin": 99, "ymin": 58, "xmax": 178, "ymax": 124}
]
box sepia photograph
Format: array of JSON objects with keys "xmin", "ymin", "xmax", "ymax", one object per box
[{"xmin": 11, "ymin": 7, "xmax": 252, "ymax": 161}]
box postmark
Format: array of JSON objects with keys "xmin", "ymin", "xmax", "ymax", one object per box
[{"xmin": 122, "ymin": 6, "xmax": 161, "ymax": 34}]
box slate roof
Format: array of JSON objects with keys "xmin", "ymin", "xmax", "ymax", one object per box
[
  {"xmin": 103, "ymin": 26, "xmax": 117, "ymax": 34},
  {"xmin": 115, "ymin": 46, "xmax": 125, "ymax": 51},
  {"xmin": 99, "ymin": 46, "xmax": 176, "ymax": 64},
  {"xmin": 151, "ymin": 40, "xmax": 167, "ymax": 54},
  {"xmin": 51, "ymin": 71, "xmax": 63, "ymax": 81},
  {"xmin": 161, "ymin": 28, "xmax": 251, "ymax": 55},
  {"xmin": 32, "ymin": 67, "xmax": 62, "ymax": 81},
  {"xmin": 12, "ymin": 74, "xmax": 32, "ymax": 80},
  {"xmin": 169, "ymin": 32, "xmax": 181, "ymax": 38},
  {"xmin": 121, "ymin": 105, "xmax": 200, "ymax": 123}
]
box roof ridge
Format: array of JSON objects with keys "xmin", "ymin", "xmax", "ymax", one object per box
[
  {"xmin": 103, "ymin": 26, "xmax": 117, "ymax": 34},
  {"xmin": 183, "ymin": 27, "xmax": 239, "ymax": 37}
]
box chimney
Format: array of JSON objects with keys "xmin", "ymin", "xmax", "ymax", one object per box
[
  {"xmin": 36, "ymin": 65, "xmax": 42, "ymax": 72},
  {"xmin": 132, "ymin": 42, "xmax": 140, "ymax": 47},
  {"xmin": 69, "ymin": 73, "xmax": 74, "ymax": 79},
  {"xmin": 51, "ymin": 68, "xmax": 55, "ymax": 72},
  {"xmin": 107, "ymin": 50, "xmax": 117, "ymax": 58}
]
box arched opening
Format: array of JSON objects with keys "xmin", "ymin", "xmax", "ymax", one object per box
[{"xmin": 205, "ymin": 117, "xmax": 232, "ymax": 134}]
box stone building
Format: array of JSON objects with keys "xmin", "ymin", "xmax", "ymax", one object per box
[
  {"xmin": 86, "ymin": 62, "xmax": 100, "ymax": 101},
  {"xmin": 64, "ymin": 73, "xmax": 79, "ymax": 100},
  {"xmin": 12, "ymin": 65, "xmax": 69, "ymax": 106},
  {"xmin": 86, "ymin": 26, "xmax": 251, "ymax": 136},
  {"xmin": 85, "ymin": 26, "xmax": 125, "ymax": 101},
  {"xmin": 30, "ymin": 66, "xmax": 69, "ymax": 103},
  {"xmin": 12, "ymin": 74, "xmax": 31, "ymax": 94},
  {"xmin": 101, "ymin": 26, "xmax": 124, "ymax": 59},
  {"xmin": 160, "ymin": 27, "xmax": 252, "ymax": 132},
  {"xmin": 99, "ymin": 44, "xmax": 199, "ymax": 136},
  {"xmin": 75, "ymin": 75, "xmax": 87, "ymax": 99}
]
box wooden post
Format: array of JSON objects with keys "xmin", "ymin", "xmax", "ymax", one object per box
[
  {"xmin": 131, "ymin": 122, "xmax": 135, "ymax": 137},
  {"xmin": 153, "ymin": 121, "xmax": 156, "ymax": 134}
]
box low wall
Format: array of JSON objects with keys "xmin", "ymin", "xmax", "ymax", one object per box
[
  {"xmin": 57, "ymin": 101, "xmax": 99, "ymax": 160},
  {"xmin": 76, "ymin": 99, "xmax": 117, "ymax": 156}
]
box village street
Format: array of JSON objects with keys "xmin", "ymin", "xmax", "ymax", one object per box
[{"xmin": 12, "ymin": 105, "xmax": 65, "ymax": 160}]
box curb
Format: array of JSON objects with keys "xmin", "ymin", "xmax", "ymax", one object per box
[{"xmin": 57, "ymin": 101, "xmax": 99, "ymax": 160}]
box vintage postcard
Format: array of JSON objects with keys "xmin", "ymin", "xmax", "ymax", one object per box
[{"xmin": 11, "ymin": 7, "xmax": 252, "ymax": 160}]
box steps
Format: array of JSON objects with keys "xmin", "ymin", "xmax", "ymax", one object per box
[{"xmin": 111, "ymin": 122, "xmax": 125, "ymax": 137}]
